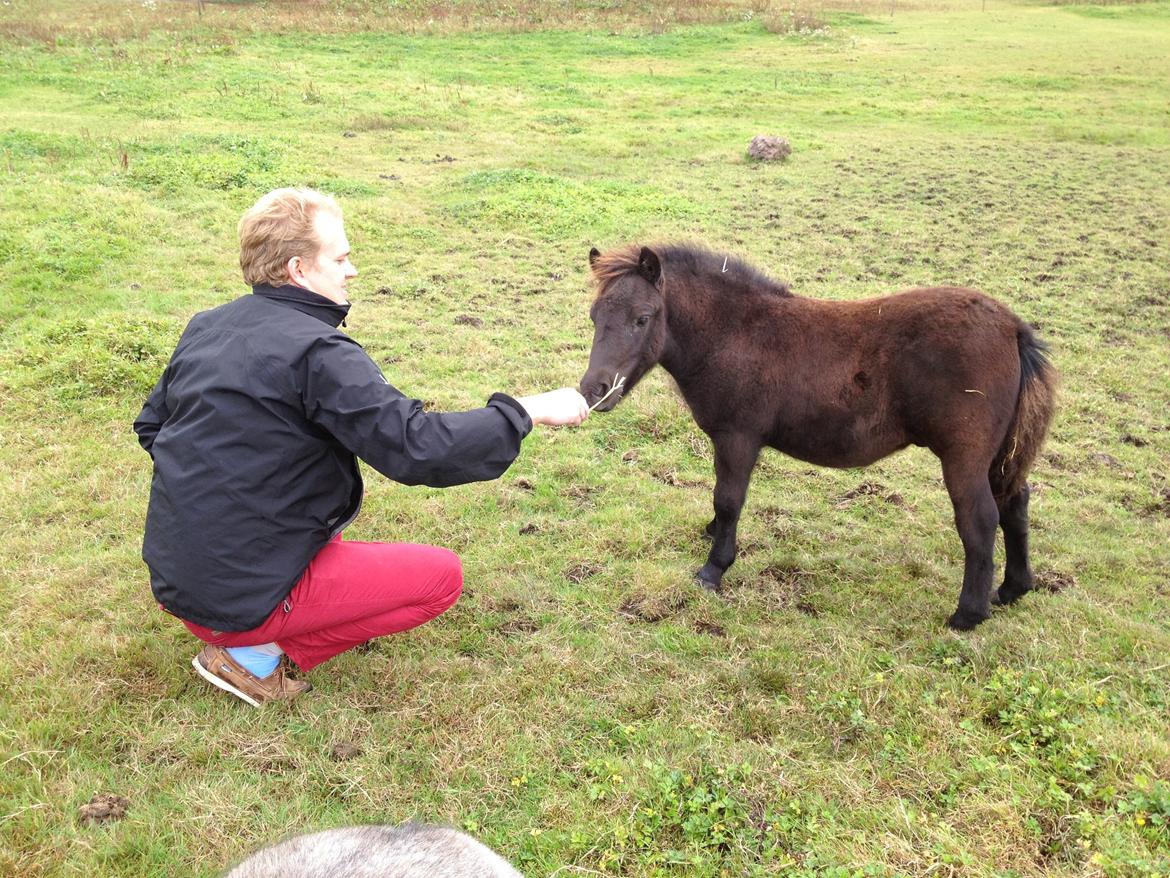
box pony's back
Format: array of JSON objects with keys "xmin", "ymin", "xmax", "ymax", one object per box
[{"xmin": 223, "ymin": 823, "xmax": 522, "ymax": 878}]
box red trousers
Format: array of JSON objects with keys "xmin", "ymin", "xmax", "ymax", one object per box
[{"xmin": 180, "ymin": 536, "xmax": 463, "ymax": 671}]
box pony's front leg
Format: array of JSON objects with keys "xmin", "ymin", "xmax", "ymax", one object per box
[{"xmin": 697, "ymin": 432, "xmax": 761, "ymax": 591}]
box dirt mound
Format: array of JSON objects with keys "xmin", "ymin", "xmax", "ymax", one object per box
[
  {"xmin": 79, "ymin": 793, "xmax": 129, "ymax": 824},
  {"xmin": 747, "ymin": 135, "xmax": 791, "ymax": 162}
]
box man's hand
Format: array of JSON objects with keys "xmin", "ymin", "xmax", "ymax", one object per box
[{"xmin": 516, "ymin": 388, "xmax": 590, "ymax": 427}]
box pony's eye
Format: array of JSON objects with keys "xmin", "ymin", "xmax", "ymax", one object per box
[{"xmin": 635, "ymin": 315, "xmax": 650, "ymax": 328}]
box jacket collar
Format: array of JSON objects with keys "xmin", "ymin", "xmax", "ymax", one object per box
[{"xmin": 252, "ymin": 283, "xmax": 351, "ymax": 328}]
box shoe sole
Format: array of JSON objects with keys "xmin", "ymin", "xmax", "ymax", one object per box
[{"xmin": 192, "ymin": 655, "xmax": 263, "ymax": 708}]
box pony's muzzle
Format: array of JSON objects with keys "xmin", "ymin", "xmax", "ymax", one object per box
[{"xmin": 579, "ymin": 373, "xmax": 619, "ymax": 411}]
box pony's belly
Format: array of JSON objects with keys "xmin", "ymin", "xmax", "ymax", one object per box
[
  {"xmin": 767, "ymin": 427, "xmax": 909, "ymax": 470},
  {"xmin": 776, "ymin": 445, "xmax": 890, "ymax": 469}
]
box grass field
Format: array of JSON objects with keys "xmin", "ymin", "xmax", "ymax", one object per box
[{"xmin": 1, "ymin": 1, "xmax": 1168, "ymax": 876}]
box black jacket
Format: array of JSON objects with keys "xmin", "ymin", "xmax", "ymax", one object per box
[{"xmin": 134, "ymin": 284, "xmax": 532, "ymax": 631}]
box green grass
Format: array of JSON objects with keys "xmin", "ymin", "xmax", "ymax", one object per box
[{"xmin": 1, "ymin": 2, "xmax": 1169, "ymax": 876}]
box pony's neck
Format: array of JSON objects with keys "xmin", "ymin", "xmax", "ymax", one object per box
[
  {"xmin": 659, "ymin": 267, "xmax": 793, "ymax": 384},
  {"xmin": 659, "ymin": 277, "xmax": 721, "ymax": 382}
]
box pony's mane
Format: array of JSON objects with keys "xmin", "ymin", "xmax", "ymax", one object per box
[{"xmin": 591, "ymin": 243, "xmax": 791, "ymax": 300}]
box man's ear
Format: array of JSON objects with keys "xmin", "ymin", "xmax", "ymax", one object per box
[
  {"xmin": 588, "ymin": 247, "xmax": 601, "ymax": 268},
  {"xmin": 636, "ymin": 247, "xmax": 661, "ymax": 287}
]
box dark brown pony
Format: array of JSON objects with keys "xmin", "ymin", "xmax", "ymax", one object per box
[{"xmin": 579, "ymin": 244, "xmax": 1057, "ymax": 630}]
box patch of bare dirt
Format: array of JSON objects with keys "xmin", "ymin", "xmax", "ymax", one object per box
[
  {"xmin": 757, "ymin": 505, "xmax": 794, "ymax": 538},
  {"xmin": 1089, "ymin": 452, "xmax": 1121, "ymax": 469},
  {"xmin": 755, "ymin": 565, "xmax": 818, "ymax": 615},
  {"xmin": 330, "ymin": 742, "xmax": 362, "ymax": 761},
  {"xmin": 652, "ymin": 469, "xmax": 708, "ymax": 488},
  {"xmin": 1035, "ymin": 570, "xmax": 1076, "ymax": 594},
  {"xmin": 79, "ymin": 793, "xmax": 129, "ymax": 824},
  {"xmin": 498, "ymin": 616, "xmax": 540, "ymax": 636},
  {"xmin": 482, "ymin": 595, "xmax": 523, "ymax": 613},
  {"xmin": 253, "ymin": 756, "xmax": 299, "ymax": 774},
  {"xmin": 693, "ymin": 619, "xmax": 726, "ymax": 637},
  {"xmin": 564, "ymin": 561, "xmax": 602, "ymax": 583},
  {"xmin": 1149, "ymin": 486, "xmax": 1170, "ymax": 518},
  {"xmin": 618, "ymin": 590, "xmax": 689, "ymax": 623},
  {"xmin": 453, "ymin": 314, "xmax": 482, "ymax": 327},
  {"xmin": 834, "ymin": 481, "xmax": 904, "ymax": 508},
  {"xmin": 1031, "ymin": 809, "xmax": 1080, "ymax": 869}
]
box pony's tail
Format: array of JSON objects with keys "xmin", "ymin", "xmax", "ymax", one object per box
[{"xmin": 990, "ymin": 323, "xmax": 1058, "ymax": 501}]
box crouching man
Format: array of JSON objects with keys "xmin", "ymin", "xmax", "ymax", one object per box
[{"xmin": 134, "ymin": 187, "xmax": 588, "ymax": 707}]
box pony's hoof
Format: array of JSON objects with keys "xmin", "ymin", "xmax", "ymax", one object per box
[
  {"xmin": 695, "ymin": 568, "xmax": 722, "ymax": 592},
  {"xmin": 946, "ymin": 609, "xmax": 989, "ymax": 631},
  {"xmin": 993, "ymin": 583, "xmax": 1031, "ymax": 606}
]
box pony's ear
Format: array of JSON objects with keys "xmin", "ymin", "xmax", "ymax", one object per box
[
  {"xmin": 588, "ymin": 247, "xmax": 601, "ymax": 268},
  {"xmin": 637, "ymin": 247, "xmax": 662, "ymax": 287}
]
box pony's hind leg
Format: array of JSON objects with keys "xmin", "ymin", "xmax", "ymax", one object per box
[
  {"xmin": 994, "ymin": 484, "xmax": 1034, "ymax": 605},
  {"xmin": 696, "ymin": 432, "xmax": 760, "ymax": 591},
  {"xmin": 941, "ymin": 455, "xmax": 1000, "ymax": 630}
]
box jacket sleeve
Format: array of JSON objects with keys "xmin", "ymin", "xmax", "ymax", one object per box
[
  {"xmin": 301, "ymin": 335, "xmax": 533, "ymax": 488},
  {"xmin": 133, "ymin": 370, "xmax": 171, "ymax": 458}
]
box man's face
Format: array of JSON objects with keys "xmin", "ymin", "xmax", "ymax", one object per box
[{"xmin": 293, "ymin": 210, "xmax": 357, "ymax": 304}]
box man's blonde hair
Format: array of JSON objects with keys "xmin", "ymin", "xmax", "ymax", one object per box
[{"xmin": 238, "ymin": 188, "xmax": 342, "ymax": 286}]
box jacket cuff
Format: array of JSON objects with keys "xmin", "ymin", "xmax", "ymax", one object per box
[{"xmin": 488, "ymin": 392, "xmax": 533, "ymax": 437}]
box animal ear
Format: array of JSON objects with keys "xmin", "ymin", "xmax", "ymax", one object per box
[
  {"xmin": 588, "ymin": 247, "xmax": 601, "ymax": 268},
  {"xmin": 637, "ymin": 247, "xmax": 662, "ymax": 287}
]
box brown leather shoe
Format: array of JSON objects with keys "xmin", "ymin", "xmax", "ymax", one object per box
[{"xmin": 192, "ymin": 645, "xmax": 312, "ymax": 708}]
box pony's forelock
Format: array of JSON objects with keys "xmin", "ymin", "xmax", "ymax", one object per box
[{"xmin": 590, "ymin": 244, "xmax": 645, "ymax": 300}]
